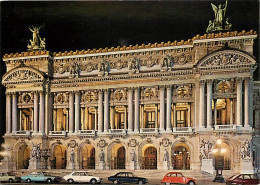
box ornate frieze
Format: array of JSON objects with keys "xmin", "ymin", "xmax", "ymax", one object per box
[
  {"xmin": 97, "ymin": 139, "xmax": 107, "ymax": 148},
  {"xmin": 141, "ymin": 87, "xmax": 159, "ymax": 100},
  {"xmin": 174, "ymin": 84, "xmax": 192, "ymax": 99},
  {"xmin": 81, "ymin": 90, "xmax": 98, "ymax": 103},
  {"xmin": 199, "ymin": 139, "xmax": 214, "ymax": 160},
  {"xmin": 173, "ymin": 53, "xmax": 192, "ymax": 65},
  {"xmin": 53, "ymin": 92, "xmax": 69, "ymax": 105},
  {"xmin": 18, "ymin": 92, "xmax": 34, "ymax": 105},
  {"xmin": 110, "ymin": 89, "xmax": 127, "ymax": 102}
]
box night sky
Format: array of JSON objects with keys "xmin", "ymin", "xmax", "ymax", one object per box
[{"xmin": 0, "ymin": 1, "xmax": 259, "ymax": 145}]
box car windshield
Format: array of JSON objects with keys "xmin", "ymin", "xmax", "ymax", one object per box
[
  {"xmin": 42, "ymin": 172, "xmax": 51, "ymax": 176},
  {"xmin": 128, "ymin": 173, "xmax": 136, "ymax": 177},
  {"xmin": 229, "ymin": 175, "xmax": 240, "ymax": 180}
]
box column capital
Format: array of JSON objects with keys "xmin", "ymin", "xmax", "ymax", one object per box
[
  {"xmin": 98, "ymin": 89, "xmax": 103, "ymax": 93},
  {"xmin": 159, "ymin": 85, "xmax": 165, "ymax": 90},
  {"xmin": 206, "ymin": 79, "xmax": 213, "ymax": 84},
  {"xmin": 127, "ymin": 87, "xmax": 134, "ymax": 92},
  {"xmin": 5, "ymin": 92, "xmax": 12, "ymax": 96},
  {"xmin": 199, "ymin": 80, "xmax": 206, "ymax": 86},
  {"xmin": 165, "ymin": 85, "xmax": 172, "ymax": 89},
  {"xmin": 236, "ymin": 78, "xmax": 244, "ymax": 83}
]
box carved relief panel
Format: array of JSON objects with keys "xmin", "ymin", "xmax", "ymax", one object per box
[
  {"xmin": 141, "ymin": 87, "xmax": 159, "ymax": 100},
  {"xmin": 53, "ymin": 92, "xmax": 69, "ymax": 105},
  {"xmin": 18, "ymin": 92, "xmax": 34, "ymax": 105},
  {"xmin": 81, "ymin": 90, "xmax": 98, "ymax": 103},
  {"xmin": 174, "ymin": 84, "xmax": 192, "ymax": 100},
  {"xmin": 110, "ymin": 89, "xmax": 127, "ymax": 102}
]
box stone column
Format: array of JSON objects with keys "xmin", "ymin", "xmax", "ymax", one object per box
[
  {"xmin": 199, "ymin": 81, "xmax": 205, "ymax": 128},
  {"xmin": 69, "ymin": 92, "xmax": 74, "ymax": 133},
  {"xmin": 12, "ymin": 93, "xmax": 18, "ymax": 133},
  {"xmin": 95, "ymin": 107, "xmax": 97, "ymax": 130},
  {"xmin": 34, "ymin": 92, "xmax": 39, "ymax": 133},
  {"xmin": 128, "ymin": 89, "xmax": 133, "ymax": 132},
  {"xmin": 207, "ymin": 80, "xmax": 213, "ymax": 128},
  {"xmin": 159, "ymin": 87, "xmax": 165, "ymax": 132},
  {"xmin": 236, "ymin": 79, "xmax": 242, "ymax": 126},
  {"xmin": 166, "ymin": 86, "xmax": 172, "ymax": 132},
  {"xmin": 104, "ymin": 89, "xmax": 109, "ymax": 133},
  {"xmin": 134, "ymin": 88, "xmax": 140, "ymax": 133},
  {"xmin": 6, "ymin": 93, "xmax": 12, "ymax": 134},
  {"xmin": 74, "ymin": 91, "xmax": 80, "ymax": 133},
  {"xmin": 244, "ymin": 78, "xmax": 250, "ymax": 127},
  {"xmin": 98, "ymin": 90, "xmax": 103, "ymax": 133},
  {"xmin": 124, "ymin": 106, "xmax": 127, "ymax": 130},
  {"xmin": 230, "ymin": 99, "xmax": 233, "ymax": 125},
  {"xmin": 173, "ymin": 104, "xmax": 176, "ymax": 128},
  {"xmin": 39, "ymin": 91, "xmax": 45, "ymax": 134},
  {"xmin": 214, "ymin": 99, "xmax": 217, "ymax": 126},
  {"xmin": 155, "ymin": 104, "xmax": 158, "ymax": 129},
  {"xmin": 188, "ymin": 103, "xmax": 191, "ymax": 127}
]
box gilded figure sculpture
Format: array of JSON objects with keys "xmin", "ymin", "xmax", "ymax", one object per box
[
  {"xmin": 27, "ymin": 25, "xmax": 46, "ymax": 50},
  {"xmin": 206, "ymin": 0, "xmax": 232, "ymax": 33}
]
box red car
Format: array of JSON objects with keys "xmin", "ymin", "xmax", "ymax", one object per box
[
  {"xmin": 161, "ymin": 172, "xmax": 196, "ymax": 185},
  {"xmin": 226, "ymin": 174, "xmax": 259, "ymax": 185}
]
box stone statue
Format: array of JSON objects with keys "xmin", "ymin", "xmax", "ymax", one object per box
[
  {"xmin": 163, "ymin": 149, "xmax": 168, "ymax": 162},
  {"xmin": 27, "ymin": 25, "xmax": 46, "ymax": 50},
  {"xmin": 200, "ymin": 139, "xmax": 213, "ymax": 160},
  {"xmin": 206, "ymin": 0, "xmax": 232, "ymax": 33},
  {"xmin": 130, "ymin": 150, "xmax": 135, "ymax": 162},
  {"xmin": 70, "ymin": 149, "xmax": 75, "ymax": 163},
  {"xmin": 99, "ymin": 150, "xmax": 104, "ymax": 162}
]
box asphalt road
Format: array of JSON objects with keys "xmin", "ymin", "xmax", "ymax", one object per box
[{"xmin": 0, "ymin": 179, "xmax": 227, "ymax": 185}]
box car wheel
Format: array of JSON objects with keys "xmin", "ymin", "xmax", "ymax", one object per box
[
  {"xmin": 68, "ymin": 179, "xmax": 74, "ymax": 184},
  {"xmin": 114, "ymin": 180, "xmax": 119, "ymax": 184},
  {"xmin": 90, "ymin": 179, "xmax": 97, "ymax": 184},
  {"xmin": 165, "ymin": 183, "xmax": 170, "ymax": 185},
  {"xmin": 9, "ymin": 178, "xmax": 14, "ymax": 183},
  {"xmin": 138, "ymin": 180, "xmax": 143, "ymax": 185},
  {"xmin": 46, "ymin": 178, "xmax": 52, "ymax": 184},
  {"xmin": 188, "ymin": 181, "xmax": 195, "ymax": 185},
  {"xmin": 26, "ymin": 179, "xmax": 31, "ymax": 183}
]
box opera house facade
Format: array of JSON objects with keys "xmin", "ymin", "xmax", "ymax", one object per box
[{"xmin": 1, "ymin": 30, "xmax": 260, "ymax": 175}]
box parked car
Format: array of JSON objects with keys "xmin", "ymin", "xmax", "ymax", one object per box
[
  {"xmin": 0, "ymin": 172, "xmax": 21, "ymax": 183},
  {"xmin": 21, "ymin": 172, "xmax": 62, "ymax": 183},
  {"xmin": 108, "ymin": 172, "xmax": 148, "ymax": 184},
  {"xmin": 226, "ymin": 174, "xmax": 259, "ymax": 185},
  {"xmin": 63, "ymin": 171, "xmax": 102, "ymax": 184},
  {"xmin": 161, "ymin": 172, "xmax": 196, "ymax": 185}
]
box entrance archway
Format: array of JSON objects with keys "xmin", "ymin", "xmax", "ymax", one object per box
[
  {"xmin": 52, "ymin": 144, "xmax": 66, "ymax": 169},
  {"xmin": 111, "ymin": 144, "xmax": 125, "ymax": 169},
  {"xmin": 214, "ymin": 142, "xmax": 231, "ymax": 170},
  {"xmin": 172, "ymin": 144, "xmax": 190, "ymax": 170},
  {"xmin": 17, "ymin": 145, "xmax": 31, "ymax": 169},
  {"xmin": 142, "ymin": 145, "xmax": 157, "ymax": 169},
  {"xmin": 81, "ymin": 144, "xmax": 95, "ymax": 169}
]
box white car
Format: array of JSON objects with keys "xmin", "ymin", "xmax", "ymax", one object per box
[{"xmin": 63, "ymin": 171, "xmax": 101, "ymax": 184}]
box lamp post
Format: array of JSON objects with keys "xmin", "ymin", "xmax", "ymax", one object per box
[{"xmin": 213, "ymin": 138, "xmax": 226, "ymax": 183}]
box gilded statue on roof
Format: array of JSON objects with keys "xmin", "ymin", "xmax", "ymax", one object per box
[
  {"xmin": 206, "ymin": 0, "xmax": 232, "ymax": 33},
  {"xmin": 27, "ymin": 25, "xmax": 46, "ymax": 50}
]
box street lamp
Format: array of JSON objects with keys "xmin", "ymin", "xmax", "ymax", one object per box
[{"xmin": 213, "ymin": 138, "xmax": 226, "ymax": 183}]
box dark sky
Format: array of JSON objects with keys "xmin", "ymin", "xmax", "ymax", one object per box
[{"xmin": 0, "ymin": 1, "xmax": 259, "ymax": 145}]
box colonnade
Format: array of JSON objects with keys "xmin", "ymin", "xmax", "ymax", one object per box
[{"xmin": 199, "ymin": 78, "xmax": 252, "ymax": 128}]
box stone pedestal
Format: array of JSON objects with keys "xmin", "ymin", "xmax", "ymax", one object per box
[
  {"xmin": 98, "ymin": 161, "xmax": 105, "ymax": 170},
  {"xmin": 1, "ymin": 156, "xmax": 13, "ymax": 172},
  {"xmin": 240, "ymin": 159, "xmax": 254, "ymax": 174},
  {"xmin": 29, "ymin": 158, "xmax": 41, "ymax": 169},
  {"xmin": 129, "ymin": 161, "xmax": 135, "ymax": 170},
  {"xmin": 201, "ymin": 159, "xmax": 214, "ymax": 175},
  {"xmin": 67, "ymin": 161, "xmax": 75, "ymax": 170},
  {"xmin": 163, "ymin": 161, "xmax": 169, "ymax": 170}
]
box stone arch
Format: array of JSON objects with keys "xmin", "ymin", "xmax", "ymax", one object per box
[
  {"xmin": 14, "ymin": 142, "xmax": 31, "ymax": 170},
  {"xmin": 78, "ymin": 142, "xmax": 96, "ymax": 169},
  {"xmin": 171, "ymin": 140, "xmax": 194, "ymax": 170},
  {"xmin": 197, "ymin": 49, "xmax": 256, "ymax": 68},
  {"xmin": 213, "ymin": 138, "xmax": 237, "ymax": 170},
  {"xmin": 107, "ymin": 141, "xmax": 127, "ymax": 169},
  {"xmin": 138, "ymin": 141, "xmax": 159, "ymax": 170},
  {"xmin": 2, "ymin": 66, "xmax": 45, "ymax": 85},
  {"xmin": 50, "ymin": 143, "xmax": 67, "ymax": 169}
]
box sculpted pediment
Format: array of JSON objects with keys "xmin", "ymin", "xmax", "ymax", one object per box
[
  {"xmin": 197, "ymin": 49, "xmax": 256, "ymax": 68},
  {"xmin": 2, "ymin": 67, "xmax": 45, "ymax": 85}
]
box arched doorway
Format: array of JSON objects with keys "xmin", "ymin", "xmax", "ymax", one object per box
[
  {"xmin": 142, "ymin": 145, "xmax": 157, "ymax": 169},
  {"xmin": 111, "ymin": 144, "xmax": 125, "ymax": 169},
  {"xmin": 172, "ymin": 144, "xmax": 190, "ymax": 170},
  {"xmin": 213, "ymin": 142, "xmax": 231, "ymax": 170},
  {"xmin": 17, "ymin": 145, "xmax": 31, "ymax": 169},
  {"xmin": 52, "ymin": 144, "xmax": 66, "ymax": 169},
  {"xmin": 81, "ymin": 144, "xmax": 95, "ymax": 169}
]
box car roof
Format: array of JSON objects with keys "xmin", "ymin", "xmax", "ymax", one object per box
[{"xmin": 167, "ymin": 172, "xmax": 181, "ymax": 174}]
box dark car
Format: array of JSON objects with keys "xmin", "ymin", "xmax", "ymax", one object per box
[
  {"xmin": 226, "ymin": 174, "xmax": 259, "ymax": 185},
  {"xmin": 108, "ymin": 172, "xmax": 148, "ymax": 184}
]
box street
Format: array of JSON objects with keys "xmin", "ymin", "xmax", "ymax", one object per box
[{"xmin": 0, "ymin": 179, "xmax": 227, "ymax": 185}]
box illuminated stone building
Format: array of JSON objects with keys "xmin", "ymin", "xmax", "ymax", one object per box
[{"xmin": 1, "ymin": 30, "xmax": 260, "ymax": 175}]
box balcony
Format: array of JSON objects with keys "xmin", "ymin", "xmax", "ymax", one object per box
[
  {"xmin": 140, "ymin": 128, "xmax": 158, "ymax": 134},
  {"xmin": 79, "ymin": 130, "xmax": 96, "ymax": 136},
  {"xmin": 48, "ymin": 131, "xmax": 67, "ymax": 136},
  {"xmin": 214, "ymin": 125, "xmax": 236, "ymax": 131},
  {"xmin": 108, "ymin": 129, "xmax": 126, "ymax": 135},
  {"xmin": 13, "ymin": 130, "xmax": 31, "ymax": 136},
  {"xmin": 172, "ymin": 127, "xmax": 193, "ymax": 133}
]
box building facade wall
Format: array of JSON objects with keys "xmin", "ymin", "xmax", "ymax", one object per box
[{"xmin": 1, "ymin": 30, "xmax": 259, "ymax": 174}]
